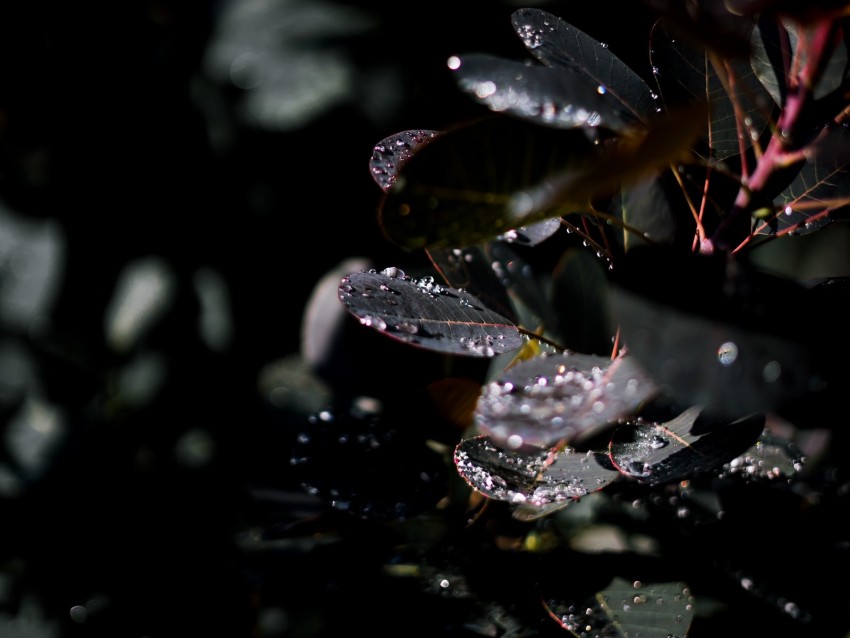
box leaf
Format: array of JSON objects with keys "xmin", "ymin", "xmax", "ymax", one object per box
[
  {"xmin": 750, "ymin": 16, "xmax": 848, "ymax": 105},
  {"xmin": 610, "ymin": 246, "xmax": 824, "ymax": 417},
  {"xmin": 427, "ymin": 242, "xmax": 559, "ymax": 335},
  {"xmin": 650, "ymin": 20, "xmax": 774, "ymax": 162},
  {"xmin": 452, "ymin": 53, "xmax": 634, "ymax": 132},
  {"xmin": 453, "ymin": 434, "xmax": 619, "ymax": 508},
  {"xmin": 755, "ymin": 122, "xmax": 850, "ymax": 236},
  {"xmin": 608, "ymin": 407, "xmax": 766, "ymax": 485},
  {"xmin": 597, "ymin": 578, "xmax": 695, "ymax": 638},
  {"xmin": 498, "ymin": 217, "xmax": 562, "ymax": 246},
  {"xmin": 377, "ymin": 115, "xmax": 599, "ymax": 250},
  {"xmin": 511, "ymin": 8, "xmax": 659, "ymax": 125},
  {"xmin": 543, "ymin": 577, "xmax": 695, "ymax": 638},
  {"xmin": 473, "ymin": 351, "xmax": 660, "ymax": 448},
  {"xmin": 550, "ymin": 247, "xmax": 614, "ymax": 355},
  {"xmin": 337, "ymin": 268, "xmax": 524, "ymax": 357},
  {"xmin": 369, "ymin": 129, "xmax": 442, "ymax": 193},
  {"xmin": 378, "ymin": 103, "xmax": 705, "ymax": 251},
  {"xmin": 617, "ymin": 173, "xmax": 680, "ymax": 250},
  {"xmin": 721, "ymin": 430, "xmax": 805, "ymax": 480}
]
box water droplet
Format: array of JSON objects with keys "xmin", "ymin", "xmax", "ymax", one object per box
[
  {"xmin": 649, "ymin": 434, "xmax": 669, "ymax": 449},
  {"xmin": 763, "ymin": 360, "xmax": 781, "ymax": 382},
  {"xmin": 597, "ymin": 85, "xmax": 607, "ymax": 94},
  {"xmin": 718, "ymin": 341, "xmax": 738, "ymax": 365}
]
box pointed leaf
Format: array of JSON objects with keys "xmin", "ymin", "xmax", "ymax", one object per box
[
  {"xmin": 451, "ymin": 52, "xmax": 634, "ymax": 132},
  {"xmin": 609, "ymin": 407, "xmax": 766, "ymax": 485},
  {"xmin": 722, "ymin": 430, "xmax": 805, "ymax": 480},
  {"xmin": 473, "ymin": 351, "xmax": 660, "ymax": 448},
  {"xmin": 511, "ymin": 8, "xmax": 659, "ymax": 124},
  {"xmin": 499, "ymin": 217, "xmax": 562, "ymax": 246},
  {"xmin": 337, "ymin": 268, "xmax": 524, "ymax": 357},
  {"xmin": 617, "ymin": 173, "xmax": 679, "ymax": 250}
]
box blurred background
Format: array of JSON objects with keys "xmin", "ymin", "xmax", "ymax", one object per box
[{"xmin": 1, "ymin": 2, "xmax": 798, "ymax": 637}]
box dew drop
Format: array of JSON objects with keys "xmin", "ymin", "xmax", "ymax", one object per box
[
  {"xmin": 649, "ymin": 434, "xmax": 669, "ymax": 449},
  {"xmin": 717, "ymin": 341, "xmax": 738, "ymax": 365}
]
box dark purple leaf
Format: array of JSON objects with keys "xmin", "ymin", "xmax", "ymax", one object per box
[
  {"xmin": 338, "ymin": 268, "xmax": 524, "ymax": 357},
  {"xmin": 550, "ymin": 247, "xmax": 614, "ymax": 355},
  {"xmin": 511, "ymin": 8, "xmax": 659, "ymax": 125},
  {"xmin": 609, "ymin": 407, "xmax": 766, "ymax": 485},
  {"xmin": 721, "ymin": 431, "xmax": 805, "ymax": 480},
  {"xmin": 453, "ymin": 434, "xmax": 618, "ymax": 509},
  {"xmin": 611, "ymin": 246, "xmax": 824, "ymax": 417},
  {"xmin": 650, "ymin": 20, "xmax": 774, "ymax": 161},
  {"xmin": 544, "ymin": 578, "xmax": 695, "ymax": 637},
  {"xmin": 427, "ymin": 241, "xmax": 559, "ymax": 335},
  {"xmin": 377, "ymin": 115, "xmax": 599, "ymax": 250},
  {"xmin": 473, "ymin": 351, "xmax": 660, "ymax": 448},
  {"xmin": 755, "ymin": 122, "xmax": 850, "ymax": 236},
  {"xmin": 369, "ymin": 129, "xmax": 442, "ymax": 192},
  {"xmin": 615, "ymin": 173, "xmax": 679, "ymax": 250},
  {"xmin": 642, "ymin": 0, "xmax": 756, "ymax": 58},
  {"xmin": 451, "ymin": 52, "xmax": 634, "ymax": 132}
]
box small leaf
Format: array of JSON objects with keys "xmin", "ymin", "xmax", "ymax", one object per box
[
  {"xmin": 473, "ymin": 351, "xmax": 659, "ymax": 448},
  {"xmin": 338, "ymin": 268, "xmax": 524, "ymax": 357},
  {"xmin": 608, "ymin": 407, "xmax": 766, "ymax": 485}
]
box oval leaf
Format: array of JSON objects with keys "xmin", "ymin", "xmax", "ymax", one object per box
[
  {"xmin": 511, "ymin": 8, "xmax": 659, "ymax": 124},
  {"xmin": 338, "ymin": 268, "xmax": 524, "ymax": 357},
  {"xmin": 369, "ymin": 129, "xmax": 442, "ymax": 192},
  {"xmin": 473, "ymin": 351, "xmax": 660, "ymax": 448},
  {"xmin": 452, "ymin": 52, "xmax": 633, "ymax": 131},
  {"xmin": 608, "ymin": 407, "xmax": 766, "ymax": 485}
]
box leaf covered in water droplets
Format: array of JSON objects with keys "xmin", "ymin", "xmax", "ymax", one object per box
[
  {"xmin": 473, "ymin": 351, "xmax": 660, "ymax": 448},
  {"xmin": 543, "ymin": 577, "xmax": 695, "ymax": 637},
  {"xmin": 453, "ymin": 434, "xmax": 619, "ymax": 507},
  {"xmin": 608, "ymin": 406, "xmax": 766, "ymax": 485},
  {"xmin": 369, "ymin": 129, "xmax": 442, "ymax": 193},
  {"xmin": 337, "ymin": 268, "xmax": 524, "ymax": 357},
  {"xmin": 510, "ymin": 8, "xmax": 658, "ymax": 126}
]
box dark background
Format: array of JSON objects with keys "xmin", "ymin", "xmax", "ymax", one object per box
[{"xmin": 0, "ymin": 2, "xmax": 710, "ymax": 637}]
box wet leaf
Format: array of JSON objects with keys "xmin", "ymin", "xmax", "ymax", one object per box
[
  {"xmin": 755, "ymin": 122, "xmax": 850, "ymax": 236},
  {"xmin": 721, "ymin": 430, "xmax": 805, "ymax": 480},
  {"xmin": 511, "ymin": 8, "xmax": 659, "ymax": 125},
  {"xmin": 597, "ymin": 577, "xmax": 695, "ymax": 638},
  {"xmin": 543, "ymin": 577, "xmax": 695, "ymax": 638},
  {"xmin": 453, "ymin": 435, "xmax": 618, "ymax": 508},
  {"xmin": 610, "ymin": 246, "xmax": 823, "ymax": 417},
  {"xmin": 650, "ymin": 20, "xmax": 774, "ymax": 161},
  {"xmin": 378, "ymin": 103, "xmax": 704, "ymax": 251},
  {"xmin": 369, "ymin": 129, "xmax": 442, "ymax": 192},
  {"xmin": 428, "ymin": 242, "xmax": 559, "ymax": 336},
  {"xmin": 377, "ymin": 115, "xmax": 599, "ymax": 250},
  {"xmin": 338, "ymin": 268, "xmax": 524, "ymax": 357},
  {"xmin": 499, "ymin": 217, "xmax": 562, "ymax": 246},
  {"xmin": 473, "ymin": 351, "xmax": 660, "ymax": 448},
  {"xmin": 452, "ymin": 53, "xmax": 634, "ymax": 132},
  {"xmin": 608, "ymin": 407, "xmax": 766, "ymax": 484}
]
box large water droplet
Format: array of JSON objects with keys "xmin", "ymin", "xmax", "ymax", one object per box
[{"xmin": 717, "ymin": 341, "xmax": 738, "ymax": 365}]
